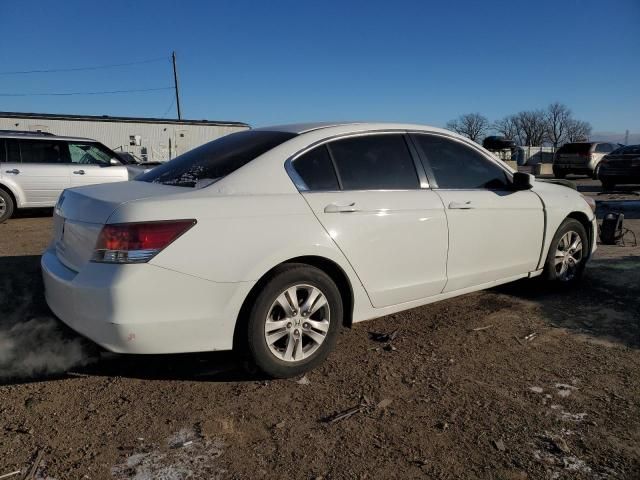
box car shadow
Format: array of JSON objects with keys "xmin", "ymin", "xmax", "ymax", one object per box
[
  {"xmin": 494, "ymin": 253, "xmax": 640, "ymax": 349},
  {"xmin": 10, "ymin": 207, "xmax": 54, "ymax": 219}
]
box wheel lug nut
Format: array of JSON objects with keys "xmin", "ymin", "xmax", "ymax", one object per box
[
  {"xmin": 294, "ymin": 329, "xmax": 300, "ymax": 337},
  {"xmin": 302, "ymin": 311, "xmax": 307, "ymax": 317},
  {"xmin": 287, "ymin": 322, "xmax": 292, "ymax": 329},
  {"xmin": 303, "ymin": 322, "xmax": 309, "ymax": 329}
]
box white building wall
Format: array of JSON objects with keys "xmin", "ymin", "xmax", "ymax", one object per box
[{"xmin": 0, "ymin": 114, "xmax": 249, "ymax": 162}]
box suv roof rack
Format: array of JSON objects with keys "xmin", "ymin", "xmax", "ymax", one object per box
[{"xmin": 0, "ymin": 129, "xmax": 56, "ymax": 137}]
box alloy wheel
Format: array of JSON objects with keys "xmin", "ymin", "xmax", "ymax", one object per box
[
  {"xmin": 264, "ymin": 284, "xmax": 330, "ymax": 362},
  {"xmin": 0, "ymin": 196, "xmax": 6, "ymax": 217},
  {"xmin": 554, "ymin": 230, "xmax": 583, "ymax": 281}
]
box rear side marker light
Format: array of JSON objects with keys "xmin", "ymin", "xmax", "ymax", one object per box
[{"xmin": 92, "ymin": 220, "xmax": 196, "ymax": 264}]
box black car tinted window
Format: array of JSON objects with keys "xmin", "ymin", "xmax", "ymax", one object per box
[
  {"xmin": 293, "ymin": 145, "xmax": 340, "ymax": 191},
  {"xmin": 138, "ymin": 130, "xmax": 297, "ymax": 188},
  {"xmin": 6, "ymin": 139, "xmax": 19, "ymax": 162},
  {"xmin": 413, "ymin": 134, "xmax": 509, "ymax": 189},
  {"xmin": 19, "ymin": 140, "xmax": 70, "ymax": 164},
  {"xmin": 327, "ymin": 134, "xmax": 419, "ymax": 190},
  {"xmin": 0, "ymin": 140, "xmax": 5, "ymax": 163},
  {"xmin": 595, "ymin": 143, "xmax": 612, "ymax": 153}
]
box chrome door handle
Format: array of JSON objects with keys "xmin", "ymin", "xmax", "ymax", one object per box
[
  {"xmin": 5, "ymin": 169, "xmax": 20, "ymax": 174},
  {"xmin": 448, "ymin": 201, "xmax": 474, "ymax": 209},
  {"xmin": 73, "ymin": 170, "xmax": 85, "ymax": 175},
  {"xmin": 324, "ymin": 202, "xmax": 358, "ymax": 213}
]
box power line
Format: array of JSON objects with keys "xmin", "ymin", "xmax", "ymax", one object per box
[
  {"xmin": 160, "ymin": 96, "xmax": 176, "ymax": 118},
  {"xmin": 0, "ymin": 87, "xmax": 174, "ymax": 97},
  {"xmin": 0, "ymin": 56, "xmax": 170, "ymax": 75}
]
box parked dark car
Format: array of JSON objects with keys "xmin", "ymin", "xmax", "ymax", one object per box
[{"xmin": 598, "ymin": 144, "xmax": 640, "ymax": 190}]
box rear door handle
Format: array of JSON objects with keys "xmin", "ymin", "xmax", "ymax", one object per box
[
  {"xmin": 73, "ymin": 170, "xmax": 85, "ymax": 175},
  {"xmin": 448, "ymin": 201, "xmax": 474, "ymax": 210},
  {"xmin": 5, "ymin": 169, "xmax": 20, "ymax": 174},
  {"xmin": 324, "ymin": 202, "xmax": 358, "ymax": 213}
]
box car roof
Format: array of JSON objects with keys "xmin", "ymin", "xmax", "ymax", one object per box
[
  {"xmin": 0, "ymin": 131, "xmax": 97, "ymax": 142},
  {"xmin": 254, "ymin": 121, "xmax": 454, "ymax": 136}
]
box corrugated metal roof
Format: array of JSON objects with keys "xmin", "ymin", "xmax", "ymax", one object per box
[{"xmin": 0, "ymin": 111, "xmax": 250, "ymax": 128}]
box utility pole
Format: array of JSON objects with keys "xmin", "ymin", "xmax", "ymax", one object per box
[
  {"xmin": 625, "ymin": 129, "xmax": 629, "ymax": 145},
  {"xmin": 172, "ymin": 51, "xmax": 182, "ymax": 120}
]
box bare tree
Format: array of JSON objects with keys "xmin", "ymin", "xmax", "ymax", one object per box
[
  {"xmin": 545, "ymin": 102, "xmax": 572, "ymax": 149},
  {"xmin": 446, "ymin": 113, "xmax": 490, "ymax": 143},
  {"xmin": 565, "ymin": 119, "xmax": 592, "ymax": 142},
  {"xmin": 492, "ymin": 115, "xmax": 522, "ymax": 144},
  {"xmin": 514, "ymin": 110, "xmax": 547, "ymax": 146}
]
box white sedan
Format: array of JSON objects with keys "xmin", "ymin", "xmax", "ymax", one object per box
[{"xmin": 42, "ymin": 123, "xmax": 597, "ymax": 377}]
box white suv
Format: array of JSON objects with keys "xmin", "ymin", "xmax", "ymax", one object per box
[{"xmin": 0, "ymin": 131, "xmax": 129, "ymax": 222}]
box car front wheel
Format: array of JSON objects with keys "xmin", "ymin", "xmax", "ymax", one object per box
[
  {"xmin": 543, "ymin": 219, "xmax": 588, "ymax": 286},
  {"xmin": 0, "ymin": 189, "xmax": 15, "ymax": 223},
  {"xmin": 601, "ymin": 179, "xmax": 616, "ymax": 191},
  {"xmin": 246, "ymin": 264, "xmax": 342, "ymax": 378}
]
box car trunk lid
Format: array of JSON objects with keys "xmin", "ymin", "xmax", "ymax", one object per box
[{"xmin": 53, "ymin": 181, "xmax": 186, "ymax": 272}]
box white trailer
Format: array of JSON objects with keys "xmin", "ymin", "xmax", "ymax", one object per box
[{"xmin": 0, "ymin": 111, "xmax": 250, "ymax": 163}]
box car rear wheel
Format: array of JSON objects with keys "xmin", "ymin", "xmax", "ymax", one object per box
[
  {"xmin": 246, "ymin": 264, "xmax": 342, "ymax": 378},
  {"xmin": 0, "ymin": 189, "xmax": 15, "ymax": 223},
  {"xmin": 553, "ymin": 168, "xmax": 566, "ymax": 179},
  {"xmin": 543, "ymin": 219, "xmax": 588, "ymax": 286}
]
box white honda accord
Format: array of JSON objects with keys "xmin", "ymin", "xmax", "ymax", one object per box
[{"xmin": 42, "ymin": 122, "xmax": 597, "ymax": 377}]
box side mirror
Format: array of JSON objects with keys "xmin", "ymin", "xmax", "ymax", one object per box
[
  {"xmin": 512, "ymin": 172, "xmax": 533, "ymax": 190},
  {"xmin": 110, "ymin": 158, "xmax": 121, "ymax": 166}
]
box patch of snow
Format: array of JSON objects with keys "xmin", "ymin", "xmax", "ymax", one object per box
[{"xmin": 111, "ymin": 428, "xmax": 224, "ymax": 480}]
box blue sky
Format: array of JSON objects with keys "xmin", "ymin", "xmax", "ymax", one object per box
[{"xmin": 0, "ymin": 0, "xmax": 638, "ymax": 134}]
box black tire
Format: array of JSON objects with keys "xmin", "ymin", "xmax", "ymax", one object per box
[
  {"xmin": 542, "ymin": 219, "xmax": 588, "ymax": 287},
  {"xmin": 553, "ymin": 168, "xmax": 566, "ymax": 179},
  {"xmin": 601, "ymin": 179, "xmax": 616, "ymax": 191},
  {"xmin": 0, "ymin": 188, "xmax": 15, "ymax": 223},
  {"xmin": 246, "ymin": 264, "xmax": 342, "ymax": 378}
]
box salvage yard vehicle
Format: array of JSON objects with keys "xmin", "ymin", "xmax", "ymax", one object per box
[
  {"xmin": 0, "ymin": 130, "xmax": 130, "ymax": 222},
  {"xmin": 552, "ymin": 141, "xmax": 620, "ymax": 179},
  {"xmin": 41, "ymin": 123, "xmax": 598, "ymax": 377},
  {"xmin": 597, "ymin": 144, "xmax": 640, "ymax": 190}
]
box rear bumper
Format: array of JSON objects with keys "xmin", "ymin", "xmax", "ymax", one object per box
[
  {"xmin": 553, "ymin": 164, "xmax": 593, "ymax": 174},
  {"xmin": 41, "ymin": 248, "xmax": 254, "ymax": 354}
]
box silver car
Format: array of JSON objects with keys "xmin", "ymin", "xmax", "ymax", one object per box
[
  {"xmin": 553, "ymin": 141, "xmax": 620, "ymax": 179},
  {"xmin": 0, "ymin": 131, "xmax": 129, "ymax": 221}
]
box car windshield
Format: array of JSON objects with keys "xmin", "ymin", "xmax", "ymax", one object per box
[
  {"xmin": 137, "ymin": 130, "xmax": 297, "ymax": 187},
  {"xmin": 557, "ymin": 143, "xmax": 592, "ymax": 154}
]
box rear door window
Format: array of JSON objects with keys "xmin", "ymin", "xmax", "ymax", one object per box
[
  {"xmin": 327, "ymin": 134, "xmax": 420, "ymax": 190},
  {"xmin": 412, "ymin": 134, "xmax": 509, "ymax": 190},
  {"xmin": 293, "ymin": 145, "xmax": 340, "ymax": 191},
  {"xmin": 138, "ymin": 130, "xmax": 297, "ymax": 188},
  {"xmin": 19, "ymin": 140, "xmax": 70, "ymax": 164}
]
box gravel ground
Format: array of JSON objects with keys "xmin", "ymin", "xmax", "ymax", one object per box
[{"xmin": 1, "ymin": 189, "xmax": 639, "ymax": 479}]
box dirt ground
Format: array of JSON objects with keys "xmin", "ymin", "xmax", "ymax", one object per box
[{"xmin": 1, "ymin": 185, "xmax": 639, "ymax": 479}]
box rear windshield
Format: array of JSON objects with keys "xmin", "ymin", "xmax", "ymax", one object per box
[
  {"xmin": 611, "ymin": 145, "xmax": 640, "ymax": 155},
  {"xmin": 137, "ymin": 130, "xmax": 297, "ymax": 187},
  {"xmin": 557, "ymin": 143, "xmax": 593, "ymax": 154}
]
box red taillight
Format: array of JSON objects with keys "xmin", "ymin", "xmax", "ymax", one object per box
[{"xmin": 93, "ymin": 220, "xmax": 196, "ymax": 263}]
